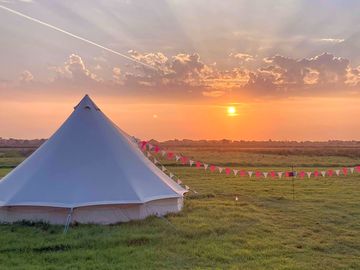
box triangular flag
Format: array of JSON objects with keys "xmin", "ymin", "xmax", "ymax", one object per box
[
  {"xmin": 193, "ymin": 190, "xmax": 198, "ymax": 194},
  {"xmin": 169, "ymin": 173, "xmax": 174, "ymax": 178},
  {"xmin": 177, "ymin": 179, "xmax": 182, "ymax": 185},
  {"xmin": 154, "ymin": 145, "xmax": 160, "ymax": 153},
  {"xmin": 161, "ymin": 165, "xmax": 167, "ymax": 172},
  {"xmin": 235, "ymin": 196, "xmax": 238, "ymax": 201},
  {"xmin": 161, "ymin": 150, "xmax": 166, "ymax": 157},
  {"xmin": 342, "ymin": 167, "xmax": 348, "ymax": 175},
  {"xmin": 356, "ymin": 166, "xmax": 360, "ymax": 173},
  {"xmin": 248, "ymin": 171, "xmax": 253, "ymax": 177},
  {"xmin": 153, "ymin": 158, "xmax": 159, "ymax": 164},
  {"xmin": 350, "ymin": 167, "xmax": 355, "ymax": 174},
  {"xmin": 189, "ymin": 160, "xmax": 195, "ymax": 166},
  {"xmin": 167, "ymin": 152, "xmax": 174, "ymax": 160},
  {"xmin": 255, "ymin": 171, "xmax": 262, "ymax": 178},
  {"xmin": 225, "ymin": 168, "xmax": 231, "ymax": 175},
  {"xmin": 335, "ymin": 169, "xmax": 340, "ymax": 176},
  {"xmin": 175, "ymin": 155, "xmax": 181, "ymax": 162},
  {"xmin": 196, "ymin": 161, "xmax": 202, "ymax": 168},
  {"xmin": 277, "ymin": 172, "xmax": 283, "ymax": 179},
  {"xmin": 306, "ymin": 172, "xmax": 312, "ymax": 178},
  {"xmin": 148, "ymin": 144, "xmax": 154, "ymax": 151},
  {"xmin": 185, "ymin": 185, "xmax": 190, "ymax": 190},
  {"xmin": 146, "ymin": 151, "xmax": 151, "ymax": 158},
  {"xmin": 181, "ymin": 156, "xmax": 188, "ymax": 165},
  {"xmin": 203, "ymin": 163, "xmax": 209, "ymax": 170},
  {"xmin": 321, "ymin": 171, "xmax": 326, "ymax": 177},
  {"xmin": 299, "ymin": 171, "xmax": 305, "ymax": 178},
  {"xmin": 240, "ymin": 170, "xmax": 246, "ymax": 177},
  {"xmin": 233, "ymin": 169, "xmax": 239, "ymax": 176},
  {"xmin": 209, "ymin": 165, "xmax": 216, "ymax": 172},
  {"xmin": 263, "ymin": 172, "xmax": 268, "ymax": 178},
  {"xmin": 140, "ymin": 141, "xmax": 147, "ymax": 150},
  {"xmin": 218, "ymin": 167, "xmax": 224, "ymax": 173}
]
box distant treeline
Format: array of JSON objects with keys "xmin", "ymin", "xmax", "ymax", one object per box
[
  {"xmin": 0, "ymin": 138, "xmax": 46, "ymax": 148},
  {"xmin": 151, "ymin": 139, "xmax": 360, "ymax": 148},
  {"xmin": 2, "ymin": 137, "xmax": 360, "ymax": 148}
]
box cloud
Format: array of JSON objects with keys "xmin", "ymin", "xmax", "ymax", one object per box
[
  {"xmin": 317, "ymin": 38, "xmax": 345, "ymax": 43},
  {"xmin": 50, "ymin": 54, "xmax": 102, "ymax": 84},
  {"xmin": 19, "ymin": 70, "xmax": 34, "ymax": 83},
  {"xmin": 112, "ymin": 67, "xmax": 123, "ymax": 84},
  {"xmin": 202, "ymin": 90, "xmax": 225, "ymax": 98},
  {"xmin": 6, "ymin": 51, "xmax": 360, "ymax": 99},
  {"xmin": 230, "ymin": 52, "xmax": 255, "ymax": 63}
]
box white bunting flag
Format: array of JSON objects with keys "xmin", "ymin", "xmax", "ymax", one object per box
[
  {"xmin": 189, "ymin": 160, "xmax": 195, "ymax": 166},
  {"xmin": 185, "ymin": 185, "xmax": 190, "ymax": 190},
  {"xmin": 148, "ymin": 144, "xmax": 154, "ymax": 151},
  {"xmin": 350, "ymin": 167, "xmax": 355, "ymax": 174},
  {"xmin": 277, "ymin": 172, "xmax": 283, "ymax": 179},
  {"xmin": 169, "ymin": 173, "xmax": 174, "ymax": 178},
  {"xmin": 175, "ymin": 155, "xmax": 181, "ymax": 162},
  {"xmin": 146, "ymin": 151, "xmax": 151, "ymax": 158},
  {"xmin": 306, "ymin": 172, "xmax": 312, "ymax": 178},
  {"xmin": 233, "ymin": 169, "xmax": 239, "ymax": 176},
  {"xmin": 203, "ymin": 163, "xmax": 209, "ymax": 170},
  {"xmin": 218, "ymin": 167, "xmax": 224, "ymax": 173},
  {"xmin": 193, "ymin": 190, "xmax": 198, "ymax": 194},
  {"xmin": 263, "ymin": 172, "xmax": 268, "ymax": 178},
  {"xmin": 248, "ymin": 171, "xmax": 254, "ymax": 177},
  {"xmin": 335, "ymin": 169, "xmax": 340, "ymax": 176},
  {"xmin": 153, "ymin": 158, "xmax": 159, "ymax": 164},
  {"xmin": 235, "ymin": 196, "xmax": 238, "ymax": 201},
  {"xmin": 161, "ymin": 165, "xmax": 167, "ymax": 172},
  {"xmin": 177, "ymin": 179, "xmax": 182, "ymax": 185},
  {"xmin": 161, "ymin": 150, "xmax": 166, "ymax": 157},
  {"xmin": 321, "ymin": 171, "xmax": 326, "ymax": 177}
]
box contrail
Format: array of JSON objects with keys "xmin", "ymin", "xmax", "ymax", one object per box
[{"xmin": 0, "ymin": 4, "xmax": 157, "ymax": 70}]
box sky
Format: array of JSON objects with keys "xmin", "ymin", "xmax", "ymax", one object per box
[{"xmin": 0, "ymin": 0, "xmax": 360, "ymax": 141}]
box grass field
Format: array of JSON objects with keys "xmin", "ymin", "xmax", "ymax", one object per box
[{"xmin": 0, "ymin": 149, "xmax": 359, "ymax": 269}]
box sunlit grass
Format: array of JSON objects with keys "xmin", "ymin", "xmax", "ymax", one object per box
[{"xmin": 0, "ymin": 150, "xmax": 359, "ymax": 269}]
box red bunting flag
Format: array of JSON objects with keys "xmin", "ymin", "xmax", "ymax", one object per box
[
  {"xmin": 195, "ymin": 161, "xmax": 202, "ymax": 168},
  {"xmin": 240, "ymin": 170, "xmax": 246, "ymax": 177},
  {"xmin": 299, "ymin": 171, "xmax": 305, "ymax": 178},
  {"xmin": 167, "ymin": 152, "xmax": 174, "ymax": 160},
  {"xmin": 140, "ymin": 141, "xmax": 147, "ymax": 150},
  {"xmin": 342, "ymin": 167, "xmax": 348, "ymax": 175},
  {"xmin": 181, "ymin": 156, "xmax": 188, "ymax": 165},
  {"xmin": 154, "ymin": 145, "xmax": 160, "ymax": 153},
  {"xmin": 327, "ymin": 169, "xmax": 334, "ymax": 177},
  {"xmin": 314, "ymin": 170, "xmax": 319, "ymax": 177},
  {"xmin": 225, "ymin": 168, "xmax": 231, "ymax": 175},
  {"xmin": 356, "ymin": 166, "xmax": 360, "ymax": 173},
  {"xmin": 210, "ymin": 165, "xmax": 216, "ymax": 172},
  {"xmin": 270, "ymin": 171, "xmax": 276, "ymax": 178},
  {"xmin": 255, "ymin": 171, "xmax": 262, "ymax": 178}
]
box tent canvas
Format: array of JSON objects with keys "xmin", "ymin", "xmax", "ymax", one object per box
[{"xmin": 0, "ymin": 95, "xmax": 186, "ymax": 224}]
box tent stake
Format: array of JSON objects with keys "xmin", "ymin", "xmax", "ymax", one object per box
[{"xmin": 63, "ymin": 208, "xmax": 74, "ymax": 234}]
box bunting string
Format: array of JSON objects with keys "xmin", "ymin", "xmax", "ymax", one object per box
[{"xmin": 137, "ymin": 140, "xmax": 360, "ymax": 180}]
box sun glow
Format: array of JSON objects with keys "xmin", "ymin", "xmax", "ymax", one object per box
[{"xmin": 227, "ymin": 106, "xmax": 237, "ymax": 117}]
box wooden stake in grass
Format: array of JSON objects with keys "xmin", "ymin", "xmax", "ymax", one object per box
[{"xmin": 292, "ymin": 165, "xmax": 295, "ymax": 201}]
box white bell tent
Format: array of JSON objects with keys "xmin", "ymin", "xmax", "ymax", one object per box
[{"xmin": 0, "ymin": 95, "xmax": 186, "ymax": 224}]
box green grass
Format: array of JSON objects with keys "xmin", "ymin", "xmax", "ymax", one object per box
[{"xmin": 0, "ymin": 151, "xmax": 359, "ymax": 269}]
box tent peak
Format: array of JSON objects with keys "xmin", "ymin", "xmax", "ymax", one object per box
[{"xmin": 74, "ymin": 94, "xmax": 100, "ymax": 111}]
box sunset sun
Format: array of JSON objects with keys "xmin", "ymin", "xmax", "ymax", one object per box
[{"xmin": 227, "ymin": 106, "xmax": 237, "ymax": 117}]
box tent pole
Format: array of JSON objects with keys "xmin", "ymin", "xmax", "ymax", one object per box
[{"xmin": 63, "ymin": 208, "xmax": 74, "ymax": 234}]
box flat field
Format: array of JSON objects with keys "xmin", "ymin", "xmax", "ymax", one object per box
[{"xmin": 0, "ymin": 146, "xmax": 359, "ymax": 269}]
